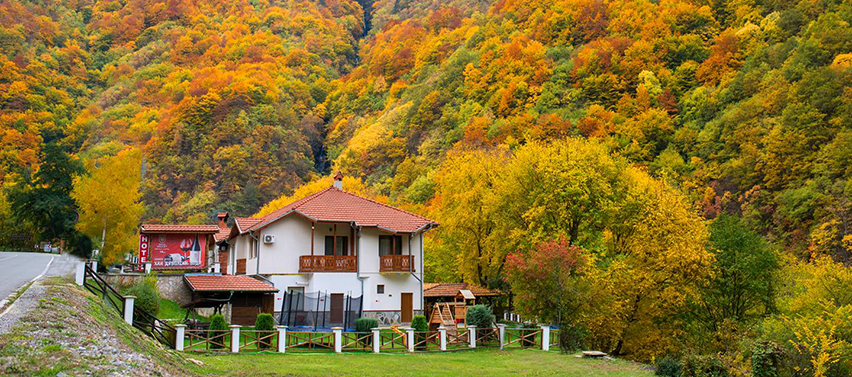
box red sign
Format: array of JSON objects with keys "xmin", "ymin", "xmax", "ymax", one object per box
[{"xmin": 139, "ymin": 233, "xmax": 206, "ymax": 270}]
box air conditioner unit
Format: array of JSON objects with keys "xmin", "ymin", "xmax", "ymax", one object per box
[{"xmin": 263, "ymin": 234, "xmax": 275, "ymax": 244}]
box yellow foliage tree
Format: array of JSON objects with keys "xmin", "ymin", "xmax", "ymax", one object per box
[{"xmin": 72, "ymin": 148, "xmax": 145, "ymax": 265}]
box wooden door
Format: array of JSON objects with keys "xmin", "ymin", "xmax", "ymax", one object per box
[
  {"xmin": 330, "ymin": 293, "xmax": 344, "ymax": 323},
  {"xmin": 401, "ymin": 292, "xmax": 413, "ymax": 323}
]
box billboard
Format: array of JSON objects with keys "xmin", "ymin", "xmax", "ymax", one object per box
[{"xmin": 139, "ymin": 233, "xmax": 206, "ymax": 269}]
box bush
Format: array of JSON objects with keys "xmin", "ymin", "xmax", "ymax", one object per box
[
  {"xmin": 125, "ymin": 276, "xmax": 160, "ymax": 316},
  {"xmin": 255, "ymin": 313, "xmax": 275, "ymax": 349},
  {"xmin": 680, "ymin": 354, "xmax": 728, "ymax": 377},
  {"xmin": 412, "ymin": 314, "xmax": 429, "ymax": 350},
  {"xmin": 558, "ymin": 323, "xmax": 586, "ymax": 353},
  {"xmin": 355, "ymin": 317, "xmax": 379, "ymax": 333},
  {"xmin": 411, "ymin": 315, "xmax": 428, "ymax": 332},
  {"xmin": 209, "ymin": 314, "xmax": 229, "ymax": 350},
  {"xmin": 465, "ymin": 305, "xmax": 495, "ymax": 329},
  {"xmin": 655, "ymin": 355, "xmax": 682, "ymax": 377},
  {"xmin": 752, "ymin": 342, "xmax": 781, "ymax": 377}
]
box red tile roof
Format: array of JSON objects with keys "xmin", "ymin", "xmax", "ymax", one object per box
[
  {"xmin": 423, "ymin": 283, "xmax": 502, "ymax": 298},
  {"xmin": 140, "ymin": 224, "xmax": 220, "ymax": 234},
  {"xmin": 234, "ymin": 217, "xmax": 262, "ymax": 232},
  {"xmin": 245, "ymin": 187, "xmax": 438, "ymax": 234},
  {"xmin": 184, "ymin": 275, "xmax": 278, "ymax": 292},
  {"xmin": 213, "ymin": 228, "xmax": 230, "ymax": 243}
]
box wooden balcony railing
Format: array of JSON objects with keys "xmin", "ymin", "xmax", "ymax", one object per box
[
  {"xmin": 299, "ymin": 255, "xmax": 356, "ymax": 272},
  {"xmin": 380, "ymin": 255, "xmax": 415, "ymax": 272}
]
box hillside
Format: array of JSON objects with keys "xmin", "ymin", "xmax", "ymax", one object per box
[{"xmin": 2, "ymin": 0, "xmax": 852, "ymax": 371}]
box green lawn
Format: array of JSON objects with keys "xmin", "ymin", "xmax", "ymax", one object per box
[{"xmin": 190, "ymin": 348, "xmax": 654, "ymax": 376}]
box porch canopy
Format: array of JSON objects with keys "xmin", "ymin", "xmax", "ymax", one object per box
[{"xmin": 182, "ymin": 274, "xmax": 278, "ymax": 325}]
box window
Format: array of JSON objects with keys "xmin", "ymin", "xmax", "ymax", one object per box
[
  {"xmin": 377, "ymin": 285, "xmax": 385, "ymax": 294},
  {"xmin": 249, "ymin": 239, "xmax": 257, "ymax": 259},
  {"xmin": 379, "ymin": 235, "xmax": 403, "ymax": 256},
  {"xmin": 324, "ymin": 236, "xmax": 349, "ymax": 256}
]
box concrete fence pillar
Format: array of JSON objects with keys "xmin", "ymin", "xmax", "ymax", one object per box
[
  {"xmin": 144, "ymin": 262, "xmax": 152, "ymax": 274},
  {"xmin": 332, "ymin": 327, "xmax": 343, "ymax": 353},
  {"xmin": 91, "ymin": 261, "xmax": 98, "ymax": 272},
  {"xmin": 75, "ymin": 262, "xmax": 85, "ymax": 286},
  {"xmin": 123, "ymin": 296, "xmax": 135, "ymax": 325},
  {"xmin": 468, "ymin": 326, "xmax": 477, "ymax": 348},
  {"xmin": 438, "ymin": 326, "xmax": 447, "ymax": 351},
  {"xmin": 372, "ymin": 328, "xmax": 381, "ymax": 353},
  {"xmin": 497, "ymin": 324, "xmax": 507, "ymax": 350},
  {"xmin": 405, "ymin": 327, "xmax": 415, "ymax": 352},
  {"xmin": 276, "ymin": 326, "xmax": 287, "ymax": 353},
  {"xmin": 175, "ymin": 324, "xmax": 186, "ymax": 351},
  {"xmin": 540, "ymin": 325, "xmax": 551, "ymax": 351},
  {"xmin": 230, "ymin": 325, "xmax": 241, "ymax": 353}
]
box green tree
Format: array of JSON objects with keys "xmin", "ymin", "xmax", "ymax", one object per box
[{"xmin": 7, "ymin": 142, "xmax": 84, "ymax": 247}]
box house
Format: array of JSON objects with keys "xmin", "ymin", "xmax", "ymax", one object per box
[{"xmin": 216, "ymin": 173, "xmax": 438, "ymax": 325}]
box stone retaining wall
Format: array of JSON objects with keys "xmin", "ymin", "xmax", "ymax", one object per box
[{"xmin": 102, "ymin": 273, "xmax": 191, "ymax": 304}]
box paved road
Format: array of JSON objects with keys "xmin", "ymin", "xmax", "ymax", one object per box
[{"xmin": 0, "ymin": 252, "xmax": 79, "ymax": 301}]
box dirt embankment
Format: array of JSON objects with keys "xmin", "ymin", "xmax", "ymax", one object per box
[{"xmin": 0, "ymin": 277, "xmax": 198, "ymax": 376}]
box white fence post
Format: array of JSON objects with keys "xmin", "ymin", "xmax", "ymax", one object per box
[
  {"xmin": 91, "ymin": 261, "xmax": 98, "ymax": 272},
  {"xmin": 276, "ymin": 326, "xmax": 287, "ymax": 353},
  {"xmin": 145, "ymin": 262, "xmax": 152, "ymax": 274},
  {"xmin": 438, "ymin": 326, "xmax": 447, "ymax": 351},
  {"xmin": 372, "ymin": 328, "xmax": 381, "ymax": 353},
  {"xmin": 405, "ymin": 327, "xmax": 415, "ymax": 352},
  {"xmin": 230, "ymin": 325, "xmax": 241, "ymax": 353},
  {"xmin": 468, "ymin": 326, "xmax": 477, "ymax": 348},
  {"xmin": 333, "ymin": 327, "xmax": 343, "ymax": 353},
  {"xmin": 497, "ymin": 324, "xmax": 506, "ymax": 350},
  {"xmin": 75, "ymin": 262, "xmax": 85, "ymax": 286},
  {"xmin": 540, "ymin": 324, "xmax": 550, "ymax": 351},
  {"xmin": 123, "ymin": 296, "xmax": 135, "ymax": 325},
  {"xmin": 175, "ymin": 324, "xmax": 186, "ymax": 351}
]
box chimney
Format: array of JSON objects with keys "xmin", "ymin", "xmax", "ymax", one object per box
[
  {"xmin": 333, "ymin": 172, "xmax": 343, "ymax": 190},
  {"xmin": 216, "ymin": 212, "xmax": 229, "ymax": 229}
]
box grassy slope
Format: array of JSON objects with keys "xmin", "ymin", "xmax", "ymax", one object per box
[
  {"xmin": 0, "ymin": 277, "xmax": 196, "ymax": 376},
  {"xmin": 192, "ymin": 349, "xmax": 655, "ymax": 377}
]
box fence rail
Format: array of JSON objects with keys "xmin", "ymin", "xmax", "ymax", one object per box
[{"xmin": 82, "ymin": 263, "xmax": 175, "ymax": 348}]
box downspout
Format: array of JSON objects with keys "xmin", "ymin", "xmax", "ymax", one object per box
[
  {"xmin": 408, "ymin": 232, "xmax": 422, "ymax": 314},
  {"xmin": 352, "ymin": 221, "xmax": 364, "ymax": 305}
]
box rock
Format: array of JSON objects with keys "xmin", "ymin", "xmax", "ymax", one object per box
[
  {"xmin": 582, "ymin": 350, "xmax": 608, "ymax": 358},
  {"xmin": 186, "ymin": 358, "xmax": 204, "ymax": 366}
]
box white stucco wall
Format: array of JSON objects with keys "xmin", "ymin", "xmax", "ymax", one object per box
[{"xmin": 230, "ymin": 215, "xmax": 428, "ymax": 316}]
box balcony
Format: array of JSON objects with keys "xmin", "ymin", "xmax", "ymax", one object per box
[
  {"xmin": 380, "ymin": 255, "xmax": 415, "ymax": 272},
  {"xmin": 299, "ymin": 255, "xmax": 356, "ymax": 272}
]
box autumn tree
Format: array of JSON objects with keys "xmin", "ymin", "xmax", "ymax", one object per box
[
  {"xmin": 72, "ymin": 148, "xmax": 145, "ymax": 265},
  {"xmin": 506, "ymin": 238, "xmax": 590, "ymax": 352}
]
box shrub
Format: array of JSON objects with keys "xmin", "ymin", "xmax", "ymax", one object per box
[
  {"xmin": 255, "ymin": 313, "xmax": 275, "ymax": 349},
  {"xmin": 465, "ymin": 305, "xmax": 495, "ymax": 329},
  {"xmin": 655, "ymin": 355, "xmax": 682, "ymax": 377},
  {"xmin": 752, "ymin": 342, "xmax": 781, "ymax": 377},
  {"xmin": 558, "ymin": 323, "xmax": 586, "ymax": 353},
  {"xmin": 411, "ymin": 315, "xmax": 428, "ymax": 332},
  {"xmin": 680, "ymin": 353, "xmax": 728, "ymax": 377},
  {"xmin": 125, "ymin": 277, "xmax": 160, "ymax": 316},
  {"xmin": 412, "ymin": 315, "xmax": 429, "ymax": 350},
  {"xmin": 209, "ymin": 314, "xmax": 229, "ymax": 350},
  {"xmin": 355, "ymin": 317, "xmax": 379, "ymax": 333}
]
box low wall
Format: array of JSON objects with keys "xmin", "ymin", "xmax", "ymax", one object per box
[{"xmin": 102, "ymin": 273, "xmax": 192, "ymax": 305}]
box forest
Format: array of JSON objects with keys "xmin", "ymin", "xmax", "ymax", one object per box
[{"xmin": 1, "ymin": 0, "xmax": 852, "ymax": 375}]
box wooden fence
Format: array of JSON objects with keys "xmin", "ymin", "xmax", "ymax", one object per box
[{"xmin": 173, "ymin": 325, "xmax": 561, "ymax": 354}]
